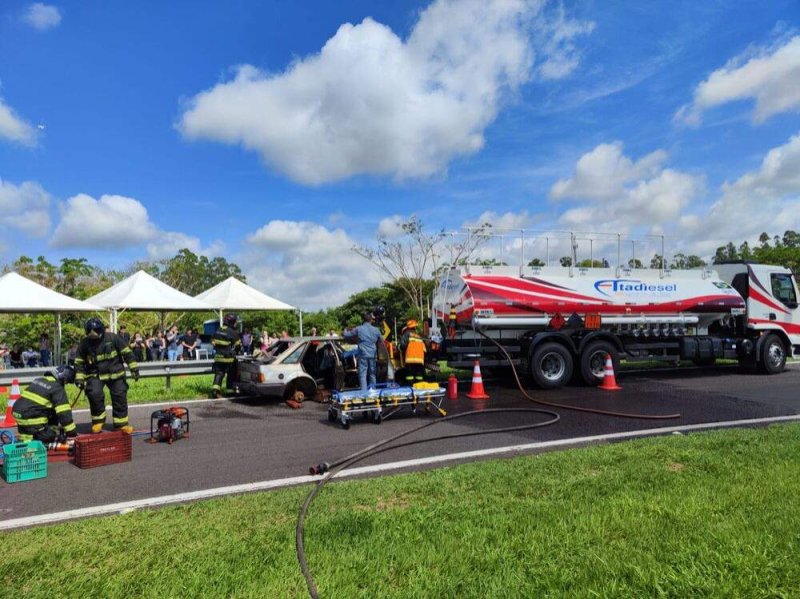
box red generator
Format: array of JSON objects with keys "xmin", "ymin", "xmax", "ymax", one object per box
[{"xmin": 148, "ymin": 407, "xmax": 190, "ymax": 444}]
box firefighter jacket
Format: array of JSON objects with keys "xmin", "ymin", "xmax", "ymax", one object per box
[
  {"xmin": 14, "ymin": 375, "xmax": 77, "ymax": 435},
  {"xmin": 401, "ymin": 330, "xmax": 426, "ymax": 365},
  {"xmin": 75, "ymin": 333, "xmax": 138, "ymax": 384},
  {"xmin": 212, "ymin": 326, "xmax": 241, "ymax": 363}
]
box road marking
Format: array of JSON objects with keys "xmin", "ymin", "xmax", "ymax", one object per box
[
  {"xmin": 3, "ymin": 413, "xmax": 800, "ymax": 530},
  {"xmin": 72, "ymin": 397, "xmax": 228, "ymax": 414}
]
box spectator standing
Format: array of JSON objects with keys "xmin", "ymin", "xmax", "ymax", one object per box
[
  {"xmin": 344, "ymin": 312, "xmax": 384, "ymax": 390},
  {"xmin": 182, "ymin": 328, "xmax": 199, "ymax": 360},
  {"xmin": 166, "ymin": 326, "xmax": 180, "ymax": 361},
  {"xmin": 0, "ymin": 343, "xmax": 9, "ymax": 369},
  {"xmin": 130, "ymin": 332, "xmax": 146, "ymax": 362},
  {"xmin": 39, "ymin": 333, "xmax": 51, "ymax": 367},
  {"xmin": 147, "ymin": 332, "xmax": 162, "ymax": 361},
  {"xmin": 281, "ymin": 330, "xmax": 290, "ymax": 339},
  {"xmin": 118, "ymin": 326, "xmax": 131, "ymax": 346},
  {"xmin": 309, "ymin": 327, "xmax": 318, "ymax": 337},
  {"xmin": 66, "ymin": 343, "xmax": 78, "ymax": 366},
  {"xmin": 241, "ymin": 329, "xmax": 253, "ymax": 355}
]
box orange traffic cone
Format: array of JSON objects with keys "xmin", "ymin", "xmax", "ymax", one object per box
[
  {"xmin": 466, "ymin": 360, "xmax": 490, "ymax": 400},
  {"xmin": 598, "ymin": 354, "xmax": 621, "ymax": 391},
  {"xmin": 2, "ymin": 379, "xmax": 21, "ymax": 426}
]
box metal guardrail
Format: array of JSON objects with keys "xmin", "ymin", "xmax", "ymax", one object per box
[{"xmin": 0, "ymin": 359, "xmax": 214, "ymax": 387}]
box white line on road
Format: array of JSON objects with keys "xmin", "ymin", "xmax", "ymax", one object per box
[{"xmin": 3, "ymin": 413, "xmax": 800, "ymax": 530}]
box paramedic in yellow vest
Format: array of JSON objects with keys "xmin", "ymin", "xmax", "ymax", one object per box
[{"xmin": 399, "ymin": 320, "xmax": 426, "ymax": 385}]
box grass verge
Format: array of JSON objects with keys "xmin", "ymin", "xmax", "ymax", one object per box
[
  {"xmin": 0, "ymin": 375, "xmax": 215, "ymax": 411},
  {"xmin": 4, "ymin": 423, "xmax": 800, "ymax": 598}
]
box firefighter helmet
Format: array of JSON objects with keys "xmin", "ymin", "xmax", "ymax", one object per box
[
  {"xmin": 223, "ymin": 313, "xmax": 238, "ymax": 327},
  {"xmin": 53, "ymin": 364, "xmax": 76, "ymax": 385},
  {"xmin": 372, "ymin": 305, "xmax": 385, "ymax": 320},
  {"xmin": 84, "ymin": 317, "xmax": 106, "ymax": 337}
]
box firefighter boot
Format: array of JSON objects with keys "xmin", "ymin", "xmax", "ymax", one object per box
[
  {"xmin": 118, "ymin": 425, "xmax": 134, "ymax": 434},
  {"xmin": 91, "ymin": 423, "xmax": 104, "ymax": 434}
]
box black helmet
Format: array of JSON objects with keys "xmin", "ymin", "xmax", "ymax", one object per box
[
  {"xmin": 223, "ymin": 313, "xmax": 238, "ymax": 327},
  {"xmin": 372, "ymin": 305, "xmax": 385, "ymax": 319},
  {"xmin": 85, "ymin": 317, "xmax": 105, "ymax": 337},
  {"xmin": 53, "ymin": 364, "xmax": 76, "ymax": 385}
]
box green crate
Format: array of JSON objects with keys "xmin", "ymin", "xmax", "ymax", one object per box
[{"xmin": 2, "ymin": 441, "xmax": 47, "ymax": 483}]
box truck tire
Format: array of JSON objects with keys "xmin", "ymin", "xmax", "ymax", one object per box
[
  {"xmin": 530, "ymin": 342, "xmax": 573, "ymax": 389},
  {"xmin": 760, "ymin": 334, "xmax": 786, "ymax": 374},
  {"xmin": 580, "ymin": 341, "xmax": 618, "ymax": 386}
]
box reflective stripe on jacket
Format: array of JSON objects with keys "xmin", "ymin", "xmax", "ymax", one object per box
[
  {"xmin": 404, "ymin": 332, "xmax": 426, "ymax": 365},
  {"xmin": 212, "ymin": 326, "xmax": 241, "ymax": 363},
  {"xmin": 14, "ymin": 375, "xmax": 76, "ymax": 433},
  {"xmin": 75, "ymin": 333, "xmax": 138, "ymax": 383}
]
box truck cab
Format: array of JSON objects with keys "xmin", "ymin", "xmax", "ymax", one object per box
[{"xmin": 711, "ymin": 263, "xmax": 799, "ymax": 367}]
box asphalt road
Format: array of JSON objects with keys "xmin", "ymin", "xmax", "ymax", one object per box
[{"xmin": 3, "ymin": 364, "xmax": 799, "ymax": 524}]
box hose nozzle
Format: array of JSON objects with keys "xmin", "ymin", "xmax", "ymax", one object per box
[{"xmin": 309, "ymin": 462, "xmax": 330, "ymax": 476}]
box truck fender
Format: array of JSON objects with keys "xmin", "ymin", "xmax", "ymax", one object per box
[
  {"xmin": 577, "ymin": 332, "xmax": 624, "ymax": 356},
  {"xmin": 527, "ymin": 332, "xmax": 578, "ymax": 356},
  {"xmin": 754, "ymin": 328, "xmax": 791, "ymax": 362}
]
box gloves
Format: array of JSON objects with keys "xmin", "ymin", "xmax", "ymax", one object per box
[
  {"xmin": 75, "ymin": 380, "xmax": 85, "ymax": 390},
  {"xmin": 131, "ymin": 369, "xmax": 140, "ymax": 382},
  {"xmin": 66, "ymin": 429, "xmax": 78, "ymax": 438}
]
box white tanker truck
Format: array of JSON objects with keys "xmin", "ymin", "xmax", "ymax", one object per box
[{"xmin": 433, "ymin": 262, "xmax": 799, "ymax": 388}]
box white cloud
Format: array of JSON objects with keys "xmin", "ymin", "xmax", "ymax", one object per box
[
  {"xmin": 550, "ymin": 142, "xmax": 667, "ymax": 201},
  {"xmin": 466, "ymin": 210, "xmax": 534, "ymax": 230},
  {"xmin": 684, "ymin": 131, "xmax": 800, "ymax": 254},
  {"xmin": 0, "ymin": 98, "xmax": 38, "ymax": 146},
  {"xmin": 676, "ymin": 35, "xmax": 800, "ymax": 125},
  {"xmin": 244, "ymin": 220, "xmax": 380, "ymax": 309},
  {"xmin": 533, "ymin": 4, "xmax": 595, "ymax": 80},
  {"xmin": 179, "ymin": 0, "xmax": 592, "ymax": 186},
  {"xmin": 377, "ymin": 215, "xmax": 406, "ymax": 237},
  {"xmin": 22, "ymin": 3, "xmax": 62, "ymax": 30},
  {"xmin": 146, "ymin": 232, "xmax": 225, "ymax": 261},
  {"xmin": 51, "ymin": 193, "xmax": 158, "ymax": 248},
  {"xmin": 0, "ymin": 177, "xmax": 51, "ymax": 236},
  {"xmin": 548, "ymin": 142, "xmax": 703, "ymax": 235}
]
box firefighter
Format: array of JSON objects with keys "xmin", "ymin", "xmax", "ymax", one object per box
[
  {"xmin": 399, "ymin": 319, "xmax": 426, "ymax": 385},
  {"xmin": 211, "ymin": 313, "xmax": 241, "ymax": 398},
  {"xmin": 75, "ymin": 317, "xmax": 139, "ymax": 434},
  {"xmin": 373, "ymin": 305, "xmax": 392, "ymax": 383},
  {"xmin": 14, "ymin": 365, "xmax": 79, "ymax": 443}
]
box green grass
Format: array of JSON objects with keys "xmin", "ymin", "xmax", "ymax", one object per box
[
  {"xmin": 0, "ymin": 375, "xmax": 214, "ymax": 410},
  {"xmin": 4, "ymin": 424, "xmax": 800, "ymax": 598}
]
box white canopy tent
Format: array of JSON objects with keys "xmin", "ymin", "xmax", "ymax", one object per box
[
  {"xmin": 194, "ymin": 277, "xmax": 302, "ymax": 334},
  {"xmin": 86, "ymin": 270, "xmax": 213, "ymax": 331},
  {"xmin": 0, "ymin": 271, "xmax": 102, "ymax": 364}
]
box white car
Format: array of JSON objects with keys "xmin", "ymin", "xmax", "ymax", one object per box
[{"xmin": 233, "ymin": 337, "xmax": 359, "ymax": 402}]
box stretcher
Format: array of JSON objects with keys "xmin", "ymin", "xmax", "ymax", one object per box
[{"xmin": 328, "ymin": 383, "xmax": 446, "ymax": 429}]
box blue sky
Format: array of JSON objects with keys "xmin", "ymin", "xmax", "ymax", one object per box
[{"xmin": 1, "ymin": 0, "xmax": 799, "ymax": 308}]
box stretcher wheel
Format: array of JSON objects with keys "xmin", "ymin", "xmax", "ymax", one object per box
[
  {"xmin": 328, "ymin": 409, "xmax": 336, "ymax": 422},
  {"xmin": 342, "ymin": 420, "xmax": 350, "ymax": 430},
  {"xmin": 373, "ymin": 412, "xmax": 382, "ymax": 424}
]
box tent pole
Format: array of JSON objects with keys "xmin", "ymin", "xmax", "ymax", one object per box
[
  {"xmin": 219, "ymin": 309, "xmax": 223, "ymax": 325},
  {"xmin": 298, "ymin": 310, "xmax": 303, "ymax": 337},
  {"xmin": 56, "ymin": 313, "xmax": 62, "ymax": 366}
]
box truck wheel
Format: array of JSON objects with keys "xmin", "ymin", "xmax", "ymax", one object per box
[
  {"xmin": 530, "ymin": 342, "xmax": 573, "ymax": 389},
  {"xmin": 580, "ymin": 341, "xmax": 618, "ymax": 386},
  {"xmin": 760, "ymin": 334, "xmax": 786, "ymax": 374}
]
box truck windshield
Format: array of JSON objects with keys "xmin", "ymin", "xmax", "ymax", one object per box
[{"xmin": 771, "ymin": 273, "xmax": 798, "ymax": 307}]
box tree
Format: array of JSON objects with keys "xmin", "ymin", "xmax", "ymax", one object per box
[
  {"xmin": 353, "ymin": 216, "xmax": 489, "ymax": 322},
  {"xmin": 577, "ymin": 259, "xmax": 606, "ymax": 267},
  {"xmin": 527, "ymin": 258, "xmax": 545, "ymax": 267},
  {"xmin": 628, "ymin": 258, "xmax": 643, "ymax": 269},
  {"xmin": 712, "ymin": 243, "xmax": 739, "ymax": 264},
  {"xmin": 671, "ymin": 253, "xmax": 706, "ymax": 269},
  {"xmin": 650, "ymin": 254, "xmax": 664, "ymax": 269},
  {"xmin": 160, "ymin": 249, "xmax": 245, "ymax": 296},
  {"xmin": 559, "ymin": 256, "xmax": 572, "ymax": 267}
]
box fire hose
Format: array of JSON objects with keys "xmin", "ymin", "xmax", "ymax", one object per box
[{"xmin": 296, "ymin": 330, "xmax": 681, "ymax": 597}]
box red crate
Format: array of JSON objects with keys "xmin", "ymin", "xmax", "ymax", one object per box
[{"xmin": 74, "ymin": 431, "xmax": 132, "ymax": 469}]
